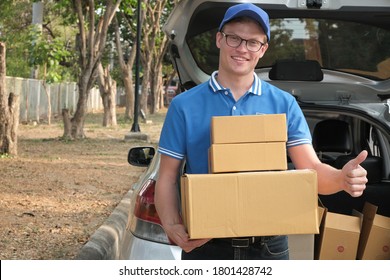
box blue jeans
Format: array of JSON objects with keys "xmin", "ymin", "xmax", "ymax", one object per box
[{"xmin": 181, "ymin": 235, "xmax": 289, "ymax": 260}]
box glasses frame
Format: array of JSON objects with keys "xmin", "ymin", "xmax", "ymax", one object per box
[{"xmin": 220, "ymin": 31, "xmax": 265, "ymax": 52}]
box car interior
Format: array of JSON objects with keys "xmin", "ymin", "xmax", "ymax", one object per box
[
  {"xmin": 309, "ymin": 116, "xmax": 390, "ymax": 217},
  {"xmin": 266, "ymin": 58, "xmax": 390, "ymax": 217}
]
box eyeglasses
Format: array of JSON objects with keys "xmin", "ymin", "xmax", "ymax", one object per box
[{"xmin": 221, "ymin": 31, "xmax": 265, "ymax": 52}]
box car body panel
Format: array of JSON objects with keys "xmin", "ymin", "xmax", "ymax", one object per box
[{"xmin": 120, "ymin": 232, "xmax": 181, "ymax": 260}]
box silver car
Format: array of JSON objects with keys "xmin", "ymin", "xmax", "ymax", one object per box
[{"xmin": 121, "ymin": 0, "xmax": 390, "ymax": 260}]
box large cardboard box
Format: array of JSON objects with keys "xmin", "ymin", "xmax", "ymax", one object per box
[
  {"xmin": 211, "ymin": 114, "xmax": 287, "ymax": 144},
  {"xmin": 180, "ymin": 170, "xmax": 318, "ymax": 239},
  {"xmin": 209, "ymin": 142, "xmax": 287, "ymax": 173},
  {"xmin": 315, "ymin": 210, "xmax": 361, "ymax": 260},
  {"xmin": 357, "ymin": 202, "xmax": 390, "ymax": 260}
]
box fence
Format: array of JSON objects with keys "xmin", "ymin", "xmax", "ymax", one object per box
[{"xmin": 5, "ymin": 76, "xmax": 106, "ymax": 123}]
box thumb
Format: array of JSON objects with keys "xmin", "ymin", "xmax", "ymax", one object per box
[{"xmin": 348, "ymin": 150, "xmax": 368, "ymax": 169}]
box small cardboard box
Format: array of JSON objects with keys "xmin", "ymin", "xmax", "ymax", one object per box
[
  {"xmin": 315, "ymin": 210, "xmax": 361, "ymax": 260},
  {"xmin": 209, "ymin": 142, "xmax": 287, "ymax": 173},
  {"xmin": 180, "ymin": 170, "xmax": 318, "ymax": 239},
  {"xmin": 357, "ymin": 202, "xmax": 390, "ymax": 260},
  {"xmin": 211, "ymin": 114, "xmax": 287, "ymax": 144}
]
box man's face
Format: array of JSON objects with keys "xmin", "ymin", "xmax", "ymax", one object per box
[{"xmin": 216, "ymin": 19, "xmax": 268, "ymax": 77}]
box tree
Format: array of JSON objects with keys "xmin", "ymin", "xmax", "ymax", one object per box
[
  {"xmin": 61, "ymin": 0, "xmax": 121, "ymax": 139},
  {"xmin": 28, "ymin": 29, "xmax": 72, "ymax": 125},
  {"xmin": 0, "ymin": 1, "xmax": 77, "ymax": 80},
  {"xmin": 97, "ymin": 62, "xmax": 117, "ymax": 127},
  {"xmin": 0, "ymin": 43, "xmax": 19, "ymax": 156},
  {"xmin": 114, "ymin": 2, "xmax": 138, "ymax": 120},
  {"xmin": 112, "ymin": 0, "xmax": 177, "ymax": 119},
  {"xmin": 139, "ymin": 0, "xmax": 177, "ymax": 115},
  {"xmin": 146, "ymin": 0, "xmax": 174, "ymax": 114}
]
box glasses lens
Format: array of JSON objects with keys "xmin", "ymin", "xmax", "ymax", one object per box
[
  {"xmin": 226, "ymin": 35, "xmax": 241, "ymax": 47},
  {"xmin": 247, "ymin": 40, "xmax": 261, "ymax": 52}
]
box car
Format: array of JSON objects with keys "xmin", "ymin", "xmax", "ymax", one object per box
[
  {"xmin": 120, "ymin": 0, "xmax": 390, "ymax": 260},
  {"xmin": 163, "ymin": 77, "xmax": 180, "ymax": 106}
]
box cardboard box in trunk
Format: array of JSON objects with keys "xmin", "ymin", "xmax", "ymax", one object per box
[
  {"xmin": 180, "ymin": 170, "xmax": 318, "ymax": 239},
  {"xmin": 315, "ymin": 208, "xmax": 361, "ymax": 260},
  {"xmin": 357, "ymin": 202, "xmax": 390, "ymax": 260}
]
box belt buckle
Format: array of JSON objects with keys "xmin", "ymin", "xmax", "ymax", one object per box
[{"xmin": 231, "ymin": 238, "xmax": 250, "ymax": 248}]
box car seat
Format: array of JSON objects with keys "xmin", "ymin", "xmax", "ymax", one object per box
[
  {"xmin": 312, "ymin": 119, "xmax": 352, "ymax": 166},
  {"xmin": 314, "ymin": 120, "xmax": 387, "ymax": 215}
]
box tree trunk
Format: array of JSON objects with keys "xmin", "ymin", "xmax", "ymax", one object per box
[
  {"xmin": 102, "ymin": 83, "xmax": 117, "ymax": 127},
  {"xmin": 149, "ymin": 62, "xmax": 164, "ymax": 114},
  {"xmin": 0, "ymin": 42, "xmax": 19, "ymax": 156},
  {"xmin": 70, "ymin": 77, "xmax": 89, "ymax": 139},
  {"xmin": 97, "ymin": 63, "xmax": 117, "ymax": 127},
  {"xmin": 140, "ymin": 59, "xmax": 151, "ymax": 114},
  {"xmin": 123, "ymin": 72, "xmax": 134, "ymax": 119},
  {"xmin": 62, "ymin": 108, "xmax": 72, "ymax": 139}
]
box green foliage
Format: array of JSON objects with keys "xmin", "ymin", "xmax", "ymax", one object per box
[
  {"xmin": 28, "ymin": 26, "xmax": 72, "ymax": 83},
  {"xmin": 0, "ymin": 0, "xmax": 34, "ymax": 77},
  {"xmin": 120, "ymin": 0, "xmax": 137, "ymax": 16},
  {"xmin": 51, "ymin": 0, "xmax": 77, "ymax": 25},
  {"xmin": 0, "ymin": 153, "xmax": 12, "ymax": 159},
  {"xmin": 0, "ymin": 0, "xmax": 77, "ymax": 80},
  {"xmin": 1, "ymin": 0, "xmax": 178, "ymax": 89}
]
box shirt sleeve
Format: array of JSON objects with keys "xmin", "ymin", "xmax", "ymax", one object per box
[
  {"xmin": 157, "ymin": 100, "xmax": 186, "ymax": 160},
  {"xmin": 286, "ymin": 99, "xmax": 312, "ymax": 147}
]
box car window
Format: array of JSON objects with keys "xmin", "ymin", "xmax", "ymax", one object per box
[{"xmin": 187, "ymin": 18, "xmax": 390, "ymax": 80}]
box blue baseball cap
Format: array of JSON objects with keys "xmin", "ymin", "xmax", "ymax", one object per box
[{"xmin": 218, "ymin": 3, "xmax": 270, "ymax": 42}]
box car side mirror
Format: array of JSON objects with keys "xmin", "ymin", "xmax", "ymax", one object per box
[{"xmin": 128, "ymin": 147, "xmax": 155, "ymax": 167}]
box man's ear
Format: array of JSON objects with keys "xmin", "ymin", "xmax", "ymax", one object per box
[
  {"xmin": 216, "ymin": 32, "xmax": 222, "ymax": 49},
  {"xmin": 259, "ymin": 43, "xmax": 269, "ymax": 58}
]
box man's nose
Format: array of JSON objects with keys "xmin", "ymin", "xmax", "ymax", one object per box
[{"xmin": 236, "ymin": 40, "xmax": 247, "ymax": 51}]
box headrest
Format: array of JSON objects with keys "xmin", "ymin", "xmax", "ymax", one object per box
[
  {"xmin": 269, "ymin": 60, "xmax": 323, "ymax": 81},
  {"xmin": 312, "ymin": 119, "xmax": 352, "ymax": 153}
]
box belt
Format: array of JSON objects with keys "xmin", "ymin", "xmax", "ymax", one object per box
[
  {"xmin": 213, "ymin": 236, "xmax": 276, "ymax": 259},
  {"xmin": 216, "ymin": 237, "xmax": 264, "ymax": 247}
]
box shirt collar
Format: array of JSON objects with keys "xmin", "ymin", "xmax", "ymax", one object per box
[{"xmin": 209, "ymin": 71, "xmax": 262, "ymax": 96}]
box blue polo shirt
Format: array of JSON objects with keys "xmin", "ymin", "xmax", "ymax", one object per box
[{"xmin": 158, "ymin": 71, "xmax": 312, "ymax": 174}]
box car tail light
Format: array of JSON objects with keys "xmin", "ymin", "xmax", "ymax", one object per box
[
  {"xmin": 130, "ymin": 179, "xmax": 175, "ymax": 245},
  {"xmin": 134, "ymin": 179, "xmax": 160, "ymax": 223}
]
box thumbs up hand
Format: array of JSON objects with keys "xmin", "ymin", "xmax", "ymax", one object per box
[{"xmin": 341, "ymin": 150, "xmax": 368, "ymax": 197}]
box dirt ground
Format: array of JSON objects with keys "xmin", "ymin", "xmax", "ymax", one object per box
[{"xmin": 0, "ymin": 108, "xmax": 165, "ymax": 260}]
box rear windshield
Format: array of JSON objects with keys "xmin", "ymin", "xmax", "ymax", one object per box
[{"xmin": 187, "ymin": 18, "xmax": 390, "ymax": 80}]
